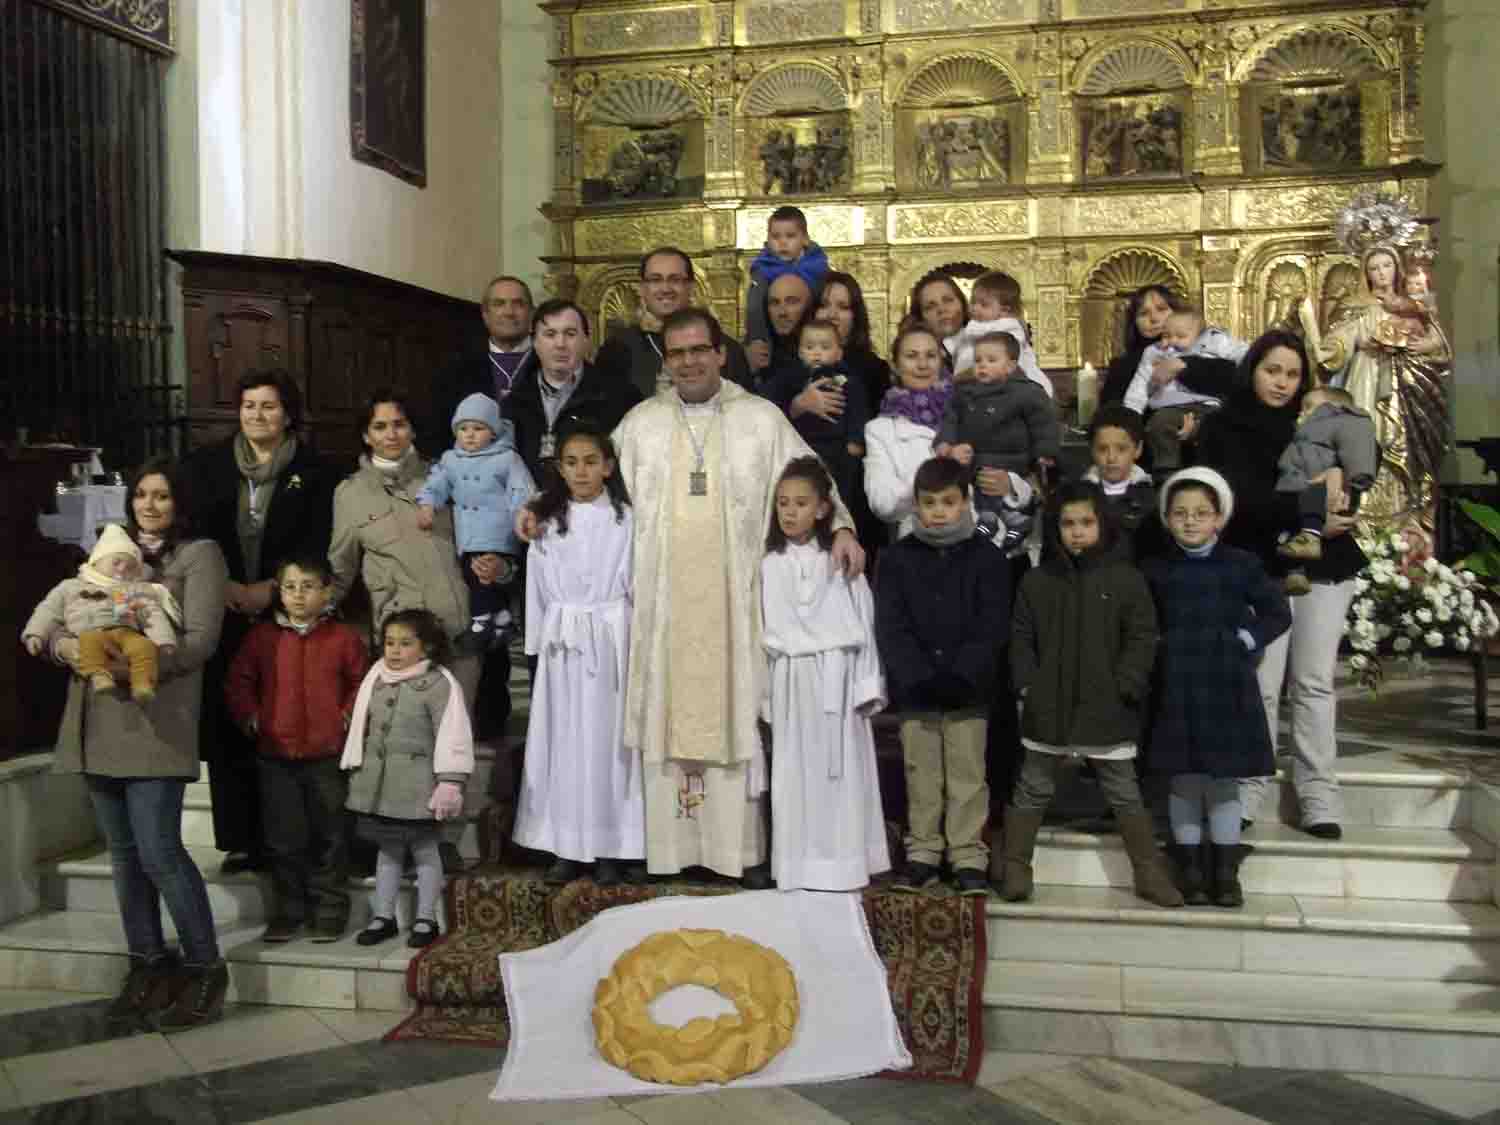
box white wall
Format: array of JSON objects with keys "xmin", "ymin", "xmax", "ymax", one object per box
[
  {"xmin": 498, "ymin": 3, "xmax": 553, "ymax": 299},
  {"xmin": 1428, "ymin": 0, "xmax": 1500, "ymax": 481},
  {"xmin": 165, "ymin": 0, "xmax": 502, "ymax": 302}
]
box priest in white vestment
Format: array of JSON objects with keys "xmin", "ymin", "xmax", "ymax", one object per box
[{"xmin": 610, "ymin": 308, "xmax": 866, "ymax": 884}]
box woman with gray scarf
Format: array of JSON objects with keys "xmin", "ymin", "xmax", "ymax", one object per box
[{"xmin": 186, "ymin": 369, "xmax": 338, "ymax": 874}]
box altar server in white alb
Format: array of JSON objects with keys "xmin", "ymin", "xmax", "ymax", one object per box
[
  {"xmin": 513, "ymin": 425, "xmax": 644, "ymax": 888},
  {"xmin": 761, "ymin": 457, "xmax": 889, "ymax": 891}
]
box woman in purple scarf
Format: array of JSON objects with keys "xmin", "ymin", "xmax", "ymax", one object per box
[{"xmin": 863, "ymin": 325, "xmax": 958, "ymax": 541}]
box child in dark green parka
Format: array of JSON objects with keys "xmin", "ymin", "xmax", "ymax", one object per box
[{"xmin": 993, "ymin": 481, "xmax": 1182, "ymax": 908}]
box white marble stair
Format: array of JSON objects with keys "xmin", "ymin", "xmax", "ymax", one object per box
[
  {"xmin": 980, "ymin": 777, "xmax": 1500, "ymax": 1079},
  {"xmin": 1031, "ymin": 821, "xmax": 1494, "ymax": 901}
]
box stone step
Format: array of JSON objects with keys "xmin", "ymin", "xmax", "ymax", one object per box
[
  {"xmin": 979, "ymin": 884, "xmax": 1500, "ymax": 1079},
  {"xmin": 986, "ymin": 885, "xmax": 1500, "ymax": 980},
  {"xmin": 0, "ymin": 911, "xmax": 411, "ymax": 1012},
  {"xmin": 1031, "ymin": 821, "xmax": 1494, "ymax": 901},
  {"xmin": 43, "ymin": 843, "xmax": 487, "ymax": 925}
]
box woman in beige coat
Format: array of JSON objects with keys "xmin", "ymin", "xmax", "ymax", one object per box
[
  {"xmin": 43, "ymin": 458, "xmax": 230, "ymax": 1031},
  {"xmin": 329, "ymin": 392, "xmax": 482, "ymax": 875}
]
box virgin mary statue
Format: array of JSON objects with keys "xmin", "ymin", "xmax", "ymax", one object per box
[{"xmin": 1299, "ymin": 194, "xmax": 1451, "ymax": 531}]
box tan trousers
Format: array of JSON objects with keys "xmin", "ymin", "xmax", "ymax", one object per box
[
  {"xmin": 77, "ymin": 627, "xmax": 158, "ymax": 695},
  {"xmin": 900, "ymin": 709, "xmax": 989, "ymax": 870}
]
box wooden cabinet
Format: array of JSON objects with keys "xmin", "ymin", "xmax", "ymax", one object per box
[{"xmin": 168, "ymin": 253, "xmax": 479, "ymax": 462}]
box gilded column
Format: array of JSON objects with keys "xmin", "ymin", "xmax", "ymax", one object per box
[{"xmin": 1027, "ymin": 30, "xmax": 1073, "ymax": 185}]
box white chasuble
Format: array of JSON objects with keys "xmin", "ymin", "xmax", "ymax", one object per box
[
  {"xmin": 762, "ymin": 543, "xmax": 890, "ymax": 891},
  {"xmin": 614, "ymin": 380, "xmax": 853, "ymax": 876},
  {"xmin": 513, "ymin": 497, "xmax": 641, "ymax": 862}
]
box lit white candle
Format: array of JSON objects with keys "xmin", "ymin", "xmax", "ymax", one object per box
[{"xmin": 1076, "ymin": 362, "xmax": 1099, "ymax": 427}]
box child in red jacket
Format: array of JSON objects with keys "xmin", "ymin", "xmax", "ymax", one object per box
[{"xmin": 226, "ymin": 556, "xmax": 369, "ymax": 943}]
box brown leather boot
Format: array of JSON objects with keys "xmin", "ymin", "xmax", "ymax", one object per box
[
  {"xmin": 989, "ymin": 808, "xmax": 1045, "ymax": 902},
  {"xmin": 106, "ymin": 952, "xmax": 178, "ymax": 1026},
  {"xmin": 1116, "ymin": 809, "xmax": 1185, "ymax": 908}
]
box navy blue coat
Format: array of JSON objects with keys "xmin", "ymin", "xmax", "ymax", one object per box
[
  {"xmin": 1141, "ymin": 543, "xmax": 1291, "ymax": 778},
  {"xmin": 875, "ymin": 530, "xmax": 1011, "ymax": 711}
]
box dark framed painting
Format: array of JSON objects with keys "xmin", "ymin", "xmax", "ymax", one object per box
[{"xmin": 351, "ymin": 0, "xmax": 426, "ymax": 187}]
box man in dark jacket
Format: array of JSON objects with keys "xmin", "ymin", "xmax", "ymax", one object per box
[
  {"xmin": 505, "ymin": 299, "xmax": 642, "ymax": 483},
  {"xmin": 876, "ymin": 457, "xmax": 1011, "ymax": 897},
  {"xmin": 423, "ymin": 276, "xmax": 534, "ymax": 456},
  {"xmin": 593, "ymin": 247, "xmax": 752, "ymax": 399}
]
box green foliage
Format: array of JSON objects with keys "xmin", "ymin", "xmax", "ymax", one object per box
[{"xmin": 1457, "ymin": 499, "xmax": 1500, "ymax": 581}]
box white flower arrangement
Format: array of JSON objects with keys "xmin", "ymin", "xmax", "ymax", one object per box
[{"xmin": 1343, "ymin": 532, "xmax": 1500, "ymax": 692}]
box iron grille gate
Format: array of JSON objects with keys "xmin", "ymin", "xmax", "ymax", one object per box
[{"xmin": 0, "ymin": 0, "xmax": 180, "ymax": 470}]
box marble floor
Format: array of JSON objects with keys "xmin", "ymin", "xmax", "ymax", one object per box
[{"xmin": 3, "ymin": 990, "xmax": 1500, "ymax": 1124}]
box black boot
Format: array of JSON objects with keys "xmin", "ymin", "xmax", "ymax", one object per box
[
  {"xmin": 107, "ymin": 952, "xmax": 178, "ymax": 1027},
  {"xmin": 154, "ymin": 960, "xmax": 229, "ymax": 1032},
  {"xmin": 1165, "ymin": 844, "xmax": 1210, "ymax": 906},
  {"xmin": 1212, "ymin": 843, "xmax": 1253, "ymax": 909}
]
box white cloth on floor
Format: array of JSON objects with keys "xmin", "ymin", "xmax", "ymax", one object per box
[{"xmin": 491, "ymin": 889, "xmax": 910, "ymax": 1102}]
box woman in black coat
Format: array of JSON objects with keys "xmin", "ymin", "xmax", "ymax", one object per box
[
  {"xmin": 184, "ymin": 369, "xmax": 340, "ymax": 873},
  {"xmin": 1098, "ymin": 285, "xmax": 1238, "ymax": 430},
  {"xmin": 1193, "ymin": 331, "xmax": 1365, "ymax": 840}
]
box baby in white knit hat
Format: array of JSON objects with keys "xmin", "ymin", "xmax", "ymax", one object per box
[{"xmin": 22, "ymin": 524, "xmax": 181, "ymax": 702}]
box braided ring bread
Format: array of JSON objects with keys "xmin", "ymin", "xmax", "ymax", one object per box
[{"xmin": 592, "ymin": 928, "xmax": 799, "ymax": 1085}]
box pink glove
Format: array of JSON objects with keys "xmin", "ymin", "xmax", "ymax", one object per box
[{"xmin": 428, "ymin": 780, "xmax": 465, "ymax": 821}]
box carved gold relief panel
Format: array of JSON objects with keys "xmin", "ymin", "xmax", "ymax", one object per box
[{"xmin": 572, "ymin": 6, "xmax": 710, "ymax": 58}]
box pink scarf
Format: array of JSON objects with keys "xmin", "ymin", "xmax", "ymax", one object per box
[{"xmin": 339, "ymin": 659, "xmax": 474, "ymax": 777}]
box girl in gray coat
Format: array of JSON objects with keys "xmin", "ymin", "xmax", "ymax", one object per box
[{"xmin": 341, "ymin": 610, "xmax": 474, "ymax": 948}]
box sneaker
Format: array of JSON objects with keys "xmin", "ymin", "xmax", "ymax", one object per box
[
  {"xmin": 408, "ymin": 919, "xmax": 440, "ymax": 949},
  {"xmin": 355, "ymin": 916, "xmax": 399, "ymax": 946},
  {"xmin": 1283, "ymin": 571, "xmax": 1312, "ymax": 597},
  {"xmin": 261, "ymin": 917, "xmax": 302, "ymax": 944},
  {"xmin": 154, "ymin": 960, "xmax": 229, "ymax": 1032},
  {"xmin": 892, "ymin": 862, "xmax": 941, "ymax": 892},
  {"xmin": 456, "ymin": 618, "xmax": 494, "ymax": 655},
  {"xmin": 1304, "ymin": 822, "xmax": 1342, "ymax": 840},
  {"xmin": 1277, "ymin": 530, "xmax": 1323, "ymax": 560},
  {"xmin": 954, "ymin": 868, "xmax": 990, "ymax": 897}
]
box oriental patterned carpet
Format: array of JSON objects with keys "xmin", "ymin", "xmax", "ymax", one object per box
[{"xmin": 384, "ymin": 870, "xmax": 987, "ymax": 1084}]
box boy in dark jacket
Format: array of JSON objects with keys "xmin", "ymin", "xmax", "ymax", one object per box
[
  {"xmin": 876, "ymin": 458, "xmax": 1011, "ymax": 895},
  {"xmin": 993, "ymin": 482, "xmax": 1182, "ymax": 907},
  {"xmin": 1082, "ymin": 405, "xmax": 1162, "ymax": 561},
  {"xmin": 744, "ymin": 206, "xmax": 830, "ymax": 354},
  {"xmin": 226, "ymin": 556, "xmax": 370, "ymax": 943}
]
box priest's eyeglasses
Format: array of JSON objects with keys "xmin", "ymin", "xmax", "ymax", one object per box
[{"xmin": 665, "ymin": 343, "xmax": 717, "ymax": 362}]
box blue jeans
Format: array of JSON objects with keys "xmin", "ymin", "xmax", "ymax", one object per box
[{"xmin": 86, "ymin": 776, "xmax": 220, "ymax": 966}]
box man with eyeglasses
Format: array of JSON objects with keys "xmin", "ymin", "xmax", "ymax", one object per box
[
  {"xmin": 607, "ymin": 307, "xmax": 865, "ymax": 887},
  {"xmin": 593, "ymin": 247, "xmax": 753, "ymax": 399}
]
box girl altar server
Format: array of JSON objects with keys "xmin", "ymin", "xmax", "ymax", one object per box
[
  {"xmin": 513, "ymin": 425, "xmax": 644, "ymax": 887},
  {"xmin": 762, "ymin": 456, "xmax": 890, "ymax": 891}
]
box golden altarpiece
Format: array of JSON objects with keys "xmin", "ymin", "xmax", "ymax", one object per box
[{"xmin": 537, "ymin": 0, "xmax": 1434, "ymax": 400}]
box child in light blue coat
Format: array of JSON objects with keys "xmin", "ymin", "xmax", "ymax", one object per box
[{"xmin": 417, "ymin": 393, "xmax": 536, "ymax": 653}]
